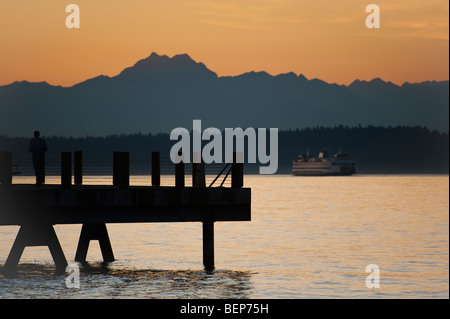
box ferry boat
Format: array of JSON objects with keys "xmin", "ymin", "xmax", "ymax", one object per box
[{"xmin": 292, "ymin": 149, "xmax": 356, "ymax": 176}]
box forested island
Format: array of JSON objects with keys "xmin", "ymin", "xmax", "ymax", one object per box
[{"xmin": 1, "ymin": 125, "xmax": 448, "ymax": 174}]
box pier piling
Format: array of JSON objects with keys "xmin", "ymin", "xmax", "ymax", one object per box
[
  {"xmin": 118, "ymin": 152, "xmax": 129, "ymax": 188},
  {"xmin": 232, "ymin": 152, "xmax": 244, "ymax": 188},
  {"xmin": 113, "ymin": 151, "xmax": 119, "ymax": 186},
  {"xmin": 175, "ymin": 152, "xmax": 185, "ymax": 188},
  {"xmin": 152, "ymin": 152, "xmax": 160, "ymax": 187},
  {"xmin": 192, "ymin": 157, "xmax": 206, "ymax": 188},
  {"xmin": 61, "ymin": 152, "xmax": 72, "ymax": 189},
  {"xmin": 74, "ymin": 151, "xmax": 82, "ymax": 185},
  {"xmin": 202, "ymin": 220, "xmax": 214, "ymax": 271}
]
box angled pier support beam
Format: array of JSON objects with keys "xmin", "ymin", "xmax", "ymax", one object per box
[
  {"xmin": 74, "ymin": 223, "xmax": 115, "ymax": 263},
  {"xmin": 2, "ymin": 224, "xmax": 68, "ymax": 276}
]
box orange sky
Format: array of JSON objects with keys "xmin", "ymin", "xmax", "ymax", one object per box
[{"xmin": 0, "ymin": 0, "xmax": 448, "ymax": 87}]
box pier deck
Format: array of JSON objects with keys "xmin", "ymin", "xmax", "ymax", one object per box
[
  {"xmin": 0, "ymin": 151, "xmax": 250, "ymax": 276},
  {"xmin": 0, "ymin": 185, "xmax": 250, "ymax": 225}
]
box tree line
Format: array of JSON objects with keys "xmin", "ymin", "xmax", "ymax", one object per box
[{"xmin": 1, "ymin": 125, "xmax": 448, "ymax": 174}]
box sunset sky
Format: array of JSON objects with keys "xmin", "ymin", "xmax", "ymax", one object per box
[{"xmin": 0, "ymin": 0, "xmax": 448, "ymax": 87}]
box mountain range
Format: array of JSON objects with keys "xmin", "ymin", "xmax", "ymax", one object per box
[{"xmin": 0, "ymin": 52, "xmax": 448, "ymax": 137}]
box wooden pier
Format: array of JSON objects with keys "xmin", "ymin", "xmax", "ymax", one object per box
[{"xmin": 0, "ymin": 151, "xmax": 250, "ymax": 276}]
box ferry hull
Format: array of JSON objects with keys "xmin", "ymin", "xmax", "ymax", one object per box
[
  {"xmin": 292, "ymin": 169, "xmax": 356, "ymax": 176},
  {"xmin": 292, "ymin": 150, "xmax": 356, "ymax": 176}
]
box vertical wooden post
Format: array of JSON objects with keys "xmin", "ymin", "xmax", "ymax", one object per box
[
  {"xmin": 152, "ymin": 152, "xmax": 160, "ymax": 186},
  {"xmin": 118, "ymin": 152, "xmax": 129, "ymax": 188},
  {"xmin": 192, "ymin": 152, "xmax": 205, "ymax": 187},
  {"xmin": 203, "ymin": 217, "xmax": 214, "ymax": 271},
  {"xmin": 61, "ymin": 152, "xmax": 72, "ymax": 189},
  {"xmin": 191, "ymin": 148, "xmax": 213, "ymax": 269},
  {"xmin": 175, "ymin": 151, "xmax": 185, "ymax": 188},
  {"xmin": 74, "ymin": 151, "xmax": 82, "ymax": 185},
  {"xmin": 113, "ymin": 151, "xmax": 119, "ymax": 186},
  {"xmin": 42, "ymin": 153, "xmax": 46, "ymax": 185},
  {"xmin": 0, "ymin": 151, "xmax": 12, "ymax": 186},
  {"xmin": 232, "ymin": 152, "xmax": 244, "ymax": 188},
  {"xmin": 113, "ymin": 152, "xmax": 129, "ymax": 188}
]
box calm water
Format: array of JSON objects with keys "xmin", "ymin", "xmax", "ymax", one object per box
[{"xmin": 0, "ymin": 175, "xmax": 448, "ymax": 298}]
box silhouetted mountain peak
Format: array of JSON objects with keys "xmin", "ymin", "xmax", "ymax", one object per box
[
  {"xmin": 144, "ymin": 52, "xmax": 171, "ymax": 63},
  {"xmin": 73, "ymin": 75, "xmax": 111, "ymax": 88},
  {"xmin": 274, "ymin": 72, "xmax": 300, "ymax": 80},
  {"xmin": 237, "ymin": 71, "xmax": 271, "ymax": 79},
  {"xmin": 117, "ymin": 52, "xmax": 217, "ymax": 80},
  {"xmin": 402, "ymin": 80, "xmax": 449, "ymax": 88},
  {"xmin": 348, "ymin": 78, "xmax": 399, "ymax": 91},
  {"xmin": 0, "ymin": 52, "xmax": 448, "ymax": 137},
  {"xmin": 2, "ymin": 80, "xmax": 63, "ymax": 91},
  {"xmin": 171, "ymin": 53, "xmax": 196, "ymax": 64},
  {"xmin": 9, "ymin": 80, "xmax": 50, "ymax": 87}
]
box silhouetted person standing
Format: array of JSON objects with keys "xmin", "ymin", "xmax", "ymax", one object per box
[{"xmin": 29, "ymin": 130, "xmax": 47, "ymax": 186}]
